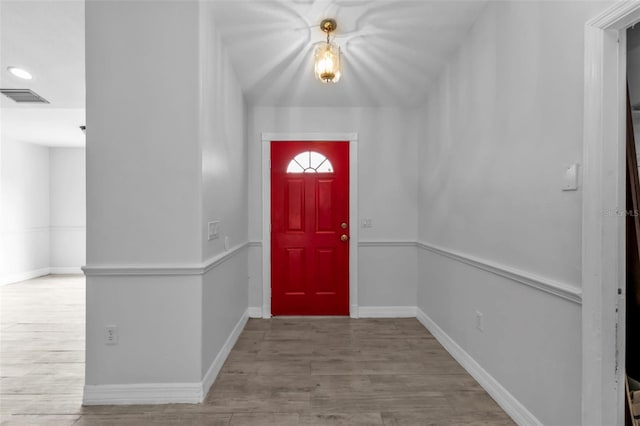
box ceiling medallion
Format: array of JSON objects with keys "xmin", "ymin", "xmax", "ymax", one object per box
[{"xmin": 314, "ymin": 18, "xmax": 341, "ymax": 83}]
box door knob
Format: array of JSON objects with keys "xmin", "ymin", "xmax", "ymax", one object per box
[
  {"xmin": 341, "ymin": 222, "xmax": 348, "ymax": 229},
  {"xmin": 340, "ymin": 234, "xmax": 349, "ymax": 242}
]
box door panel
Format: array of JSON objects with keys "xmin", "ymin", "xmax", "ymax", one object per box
[
  {"xmin": 316, "ymin": 180, "xmax": 334, "ymax": 232},
  {"xmin": 286, "ymin": 180, "xmax": 304, "ymax": 231},
  {"xmin": 315, "ymin": 248, "xmax": 337, "ymax": 293},
  {"xmin": 284, "ymin": 248, "xmax": 305, "ymax": 293},
  {"xmin": 271, "ymin": 141, "xmax": 349, "ymax": 315}
]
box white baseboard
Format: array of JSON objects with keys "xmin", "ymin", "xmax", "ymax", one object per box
[
  {"xmin": 0, "ymin": 268, "xmax": 50, "ymax": 286},
  {"xmin": 248, "ymin": 307, "xmax": 262, "ymax": 318},
  {"xmin": 50, "ymin": 267, "xmax": 83, "ymax": 275},
  {"xmin": 83, "ymin": 309, "xmax": 249, "ymax": 406},
  {"xmin": 201, "ymin": 309, "xmax": 249, "ymax": 396},
  {"xmin": 415, "ymin": 308, "xmax": 542, "ymax": 426},
  {"xmin": 358, "ymin": 306, "xmax": 417, "ymax": 318},
  {"xmin": 83, "ymin": 382, "xmax": 203, "ymax": 405},
  {"xmin": 350, "ymin": 304, "xmax": 359, "ymax": 318}
]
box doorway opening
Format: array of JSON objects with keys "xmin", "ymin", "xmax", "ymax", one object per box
[
  {"xmin": 0, "ymin": 0, "xmax": 87, "ymax": 418},
  {"xmin": 626, "ymin": 22, "xmax": 640, "ymax": 425}
]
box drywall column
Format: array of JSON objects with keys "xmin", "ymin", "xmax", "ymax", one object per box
[
  {"xmin": 84, "ymin": 1, "xmax": 203, "ymax": 398},
  {"xmin": 198, "ymin": 1, "xmax": 249, "ymax": 387}
]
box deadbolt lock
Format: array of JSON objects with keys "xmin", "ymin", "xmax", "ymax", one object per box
[{"xmin": 341, "ymin": 222, "xmax": 348, "ymax": 229}]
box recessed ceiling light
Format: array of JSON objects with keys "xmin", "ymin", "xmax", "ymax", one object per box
[{"xmin": 7, "ymin": 67, "xmax": 33, "ymax": 80}]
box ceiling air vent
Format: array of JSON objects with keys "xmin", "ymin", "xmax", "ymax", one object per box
[{"xmin": 0, "ymin": 88, "xmax": 49, "ymax": 103}]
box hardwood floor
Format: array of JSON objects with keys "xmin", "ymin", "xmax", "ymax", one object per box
[{"xmin": 1, "ymin": 275, "xmax": 514, "ymax": 425}]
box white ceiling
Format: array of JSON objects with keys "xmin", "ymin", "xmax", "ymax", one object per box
[
  {"xmin": 0, "ymin": 0, "xmax": 488, "ymax": 147},
  {"xmin": 0, "ymin": 0, "xmax": 85, "ymax": 148},
  {"xmin": 209, "ymin": 0, "xmax": 487, "ymax": 107}
]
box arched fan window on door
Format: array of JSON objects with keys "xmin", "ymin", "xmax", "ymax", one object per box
[{"xmin": 286, "ymin": 151, "xmax": 334, "ymax": 173}]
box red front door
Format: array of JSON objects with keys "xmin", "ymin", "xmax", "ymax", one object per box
[{"xmin": 271, "ymin": 141, "xmax": 349, "ymax": 315}]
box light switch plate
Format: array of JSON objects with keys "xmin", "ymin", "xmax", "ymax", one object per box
[
  {"xmin": 562, "ymin": 164, "xmax": 578, "ymax": 191},
  {"xmin": 208, "ymin": 221, "xmax": 220, "ymax": 240}
]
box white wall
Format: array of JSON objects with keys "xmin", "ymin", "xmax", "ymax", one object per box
[
  {"xmin": 199, "ymin": 0, "xmax": 249, "ymax": 379},
  {"xmin": 84, "ymin": 0, "xmax": 248, "ymax": 402},
  {"xmin": 0, "ymin": 140, "xmax": 86, "ymax": 284},
  {"xmin": 0, "ymin": 138, "xmax": 50, "ymax": 283},
  {"xmin": 85, "ymin": 2, "xmax": 202, "ymax": 267},
  {"xmin": 417, "ymin": 2, "xmax": 610, "ymax": 425},
  {"xmin": 248, "ymin": 107, "xmax": 419, "ymax": 312},
  {"xmin": 50, "ymin": 148, "xmax": 85, "ymax": 273},
  {"xmin": 85, "ymin": 275, "xmax": 203, "ymax": 385},
  {"xmin": 358, "ymin": 244, "xmax": 417, "ymax": 308},
  {"xmin": 200, "ymin": 10, "xmax": 248, "ymax": 262}
]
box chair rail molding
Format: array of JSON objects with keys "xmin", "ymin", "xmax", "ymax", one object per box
[
  {"xmin": 417, "ymin": 242, "xmax": 582, "ymax": 304},
  {"xmin": 82, "ymin": 242, "xmax": 249, "ymax": 276}
]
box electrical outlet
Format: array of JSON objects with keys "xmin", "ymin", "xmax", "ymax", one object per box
[
  {"xmin": 105, "ymin": 325, "xmax": 118, "ymax": 345},
  {"xmin": 475, "ymin": 311, "xmax": 484, "ymax": 332}
]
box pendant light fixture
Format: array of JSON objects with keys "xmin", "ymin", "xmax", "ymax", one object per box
[{"xmin": 314, "ymin": 19, "xmax": 341, "ymax": 83}]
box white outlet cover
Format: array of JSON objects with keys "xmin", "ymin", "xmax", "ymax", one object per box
[
  {"xmin": 105, "ymin": 325, "xmax": 118, "ymax": 345},
  {"xmin": 475, "ymin": 311, "xmax": 484, "ymax": 332}
]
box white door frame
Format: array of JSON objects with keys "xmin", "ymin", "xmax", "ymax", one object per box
[
  {"xmin": 583, "ymin": 3, "xmax": 640, "ymax": 425},
  {"xmin": 261, "ymin": 133, "xmax": 359, "ymax": 318}
]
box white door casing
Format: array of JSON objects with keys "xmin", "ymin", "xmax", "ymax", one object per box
[
  {"xmin": 583, "ymin": 3, "xmax": 640, "ymax": 425},
  {"xmin": 261, "ymin": 133, "xmax": 359, "ymax": 318}
]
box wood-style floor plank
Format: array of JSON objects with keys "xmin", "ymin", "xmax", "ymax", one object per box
[{"xmin": 1, "ymin": 276, "xmax": 514, "ymax": 425}]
